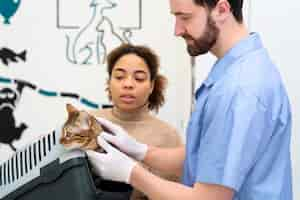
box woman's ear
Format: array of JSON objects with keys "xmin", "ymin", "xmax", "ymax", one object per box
[
  {"xmin": 106, "ymin": 78, "xmax": 112, "ymax": 101},
  {"xmin": 150, "ymin": 80, "xmax": 155, "ymax": 95}
]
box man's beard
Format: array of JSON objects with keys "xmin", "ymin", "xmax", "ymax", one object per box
[{"xmin": 183, "ymin": 16, "xmax": 219, "ymax": 56}]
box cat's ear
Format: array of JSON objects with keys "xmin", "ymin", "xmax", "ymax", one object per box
[{"xmin": 66, "ymin": 103, "xmax": 78, "ymax": 114}]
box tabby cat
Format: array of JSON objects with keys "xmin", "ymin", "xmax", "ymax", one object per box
[{"xmin": 60, "ymin": 104, "xmax": 103, "ymax": 150}]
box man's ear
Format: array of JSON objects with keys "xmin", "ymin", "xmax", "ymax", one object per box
[
  {"xmin": 211, "ymin": 0, "xmax": 231, "ymax": 23},
  {"xmin": 66, "ymin": 103, "xmax": 78, "ymax": 114}
]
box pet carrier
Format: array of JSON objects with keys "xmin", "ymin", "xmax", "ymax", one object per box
[{"xmin": 0, "ymin": 126, "xmax": 132, "ymax": 200}]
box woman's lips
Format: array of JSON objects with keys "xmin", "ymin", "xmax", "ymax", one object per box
[{"xmin": 120, "ymin": 95, "xmax": 135, "ymax": 103}]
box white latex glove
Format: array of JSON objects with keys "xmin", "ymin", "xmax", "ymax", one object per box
[
  {"xmin": 86, "ymin": 136, "xmax": 137, "ymax": 183},
  {"xmin": 96, "ymin": 117, "xmax": 148, "ymax": 161}
]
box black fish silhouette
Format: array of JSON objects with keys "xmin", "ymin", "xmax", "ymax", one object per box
[{"xmin": 0, "ymin": 47, "xmax": 26, "ymax": 66}]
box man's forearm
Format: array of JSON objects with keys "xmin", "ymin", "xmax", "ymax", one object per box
[
  {"xmin": 130, "ymin": 165, "xmax": 234, "ymax": 200},
  {"xmin": 130, "ymin": 164, "xmax": 195, "ymax": 200},
  {"xmin": 143, "ymin": 146, "xmax": 185, "ymax": 177}
]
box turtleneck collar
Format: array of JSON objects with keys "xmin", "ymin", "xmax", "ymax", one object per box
[{"xmin": 111, "ymin": 104, "xmax": 151, "ymax": 122}]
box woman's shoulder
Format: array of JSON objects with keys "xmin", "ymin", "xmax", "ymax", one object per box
[
  {"xmin": 149, "ymin": 116, "xmax": 183, "ymax": 146},
  {"xmin": 150, "ymin": 115, "xmax": 181, "ymax": 136}
]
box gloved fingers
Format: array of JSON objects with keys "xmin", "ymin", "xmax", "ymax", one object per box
[
  {"xmin": 100, "ymin": 131, "xmax": 117, "ymax": 144},
  {"xmin": 85, "ymin": 151, "xmax": 105, "ymax": 177},
  {"xmin": 97, "ymin": 136, "xmax": 116, "ymax": 153},
  {"xmin": 96, "ymin": 117, "xmax": 122, "ymax": 134},
  {"xmin": 86, "ymin": 150, "xmax": 106, "ymax": 161}
]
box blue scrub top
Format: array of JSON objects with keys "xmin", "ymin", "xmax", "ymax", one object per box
[{"xmin": 182, "ymin": 33, "xmax": 293, "ymax": 199}]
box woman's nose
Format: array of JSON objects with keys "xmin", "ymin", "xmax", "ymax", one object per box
[{"xmin": 123, "ymin": 77, "xmax": 135, "ymax": 88}]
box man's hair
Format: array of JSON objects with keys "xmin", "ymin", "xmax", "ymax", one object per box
[
  {"xmin": 106, "ymin": 43, "xmax": 167, "ymax": 112},
  {"xmin": 194, "ymin": 0, "xmax": 244, "ymax": 23}
]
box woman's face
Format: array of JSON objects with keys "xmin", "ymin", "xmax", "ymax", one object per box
[{"xmin": 109, "ymin": 53, "xmax": 154, "ymax": 112}]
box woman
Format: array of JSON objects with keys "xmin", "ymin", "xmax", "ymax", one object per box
[{"xmin": 91, "ymin": 43, "xmax": 182, "ymax": 200}]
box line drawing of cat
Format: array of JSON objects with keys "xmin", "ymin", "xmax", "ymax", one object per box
[{"xmin": 65, "ymin": 0, "xmax": 125, "ymax": 65}]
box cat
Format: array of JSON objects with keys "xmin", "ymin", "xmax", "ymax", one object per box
[
  {"xmin": 60, "ymin": 103, "xmax": 104, "ymax": 150},
  {"xmin": 60, "ymin": 104, "xmax": 134, "ymax": 197}
]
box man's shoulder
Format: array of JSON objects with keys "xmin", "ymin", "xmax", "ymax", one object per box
[{"xmin": 217, "ymin": 49, "xmax": 283, "ymax": 100}]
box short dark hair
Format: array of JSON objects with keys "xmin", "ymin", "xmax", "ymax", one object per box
[
  {"xmin": 106, "ymin": 43, "xmax": 167, "ymax": 112},
  {"xmin": 194, "ymin": 0, "xmax": 244, "ymax": 23}
]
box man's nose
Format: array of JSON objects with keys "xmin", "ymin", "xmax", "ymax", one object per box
[{"xmin": 174, "ymin": 20, "xmax": 185, "ymax": 36}]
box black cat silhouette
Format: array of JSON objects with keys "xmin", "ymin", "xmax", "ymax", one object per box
[{"xmin": 0, "ymin": 85, "xmax": 27, "ymax": 151}]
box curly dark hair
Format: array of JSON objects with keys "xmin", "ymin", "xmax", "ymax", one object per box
[
  {"xmin": 194, "ymin": 0, "xmax": 244, "ymax": 23},
  {"xmin": 106, "ymin": 43, "xmax": 167, "ymax": 112}
]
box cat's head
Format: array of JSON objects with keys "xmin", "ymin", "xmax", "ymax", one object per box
[{"xmin": 60, "ymin": 104, "xmax": 103, "ymax": 150}]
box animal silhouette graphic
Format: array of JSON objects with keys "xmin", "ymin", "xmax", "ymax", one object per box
[
  {"xmin": 0, "ymin": 84, "xmax": 27, "ymax": 151},
  {"xmin": 0, "ymin": 47, "xmax": 26, "ymax": 66},
  {"xmin": 0, "ymin": 0, "xmax": 21, "ymax": 24},
  {"xmin": 66, "ymin": 0, "xmax": 124, "ymax": 65}
]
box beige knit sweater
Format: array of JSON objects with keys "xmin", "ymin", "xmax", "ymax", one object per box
[{"xmin": 90, "ymin": 106, "xmax": 182, "ymax": 200}]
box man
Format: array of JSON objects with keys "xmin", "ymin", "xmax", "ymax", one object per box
[{"xmin": 86, "ymin": 0, "xmax": 293, "ymax": 199}]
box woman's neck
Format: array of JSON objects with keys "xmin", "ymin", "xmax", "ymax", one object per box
[{"xmin": 111, "ymin": 104, "xmax": 150, "ymax": 122}]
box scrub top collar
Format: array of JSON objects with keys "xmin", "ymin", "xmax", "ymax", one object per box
[{"xmin": 196, "ymin": 32, "xmax": 263, "ymax": 99}]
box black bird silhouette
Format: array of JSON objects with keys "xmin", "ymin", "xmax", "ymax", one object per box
[{"xmin": 0, "ymin": 47, "xmax": 27, "ymax": 66}]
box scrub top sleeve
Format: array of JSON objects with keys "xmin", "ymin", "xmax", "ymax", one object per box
[{"xmin": 195, "ymin": 88, "xmax": 271, "ymax": 191}]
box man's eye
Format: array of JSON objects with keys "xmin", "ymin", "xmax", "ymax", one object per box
[{"xmin": 181, "ymin": 15, "xmax": 191, "ymax": 21}]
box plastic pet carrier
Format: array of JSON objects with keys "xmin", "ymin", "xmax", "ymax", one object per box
[{"xmin": 0, "ymin": 127, "xmax": 132, "ymax": 200}]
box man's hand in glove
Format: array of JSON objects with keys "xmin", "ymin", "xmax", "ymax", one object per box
[
  {"xmin": 96, "ymin": 117, "xmax": 148, "ymax": 161},
  {"xmin": 86, "ymin": 136, "xmax": 137, "ymax": 183}
]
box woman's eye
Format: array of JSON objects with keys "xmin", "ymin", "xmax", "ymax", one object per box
[
  {"xmin": 135, "ymin": 74, "xmax": 147, "ymax": 82},
  {"xmin": 135, "ymin": 77, "xmax": 145, "ymax": 82},
  {"xmin": 114, "ymin": 76, "xmax": 124, "ymax": 80}
]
